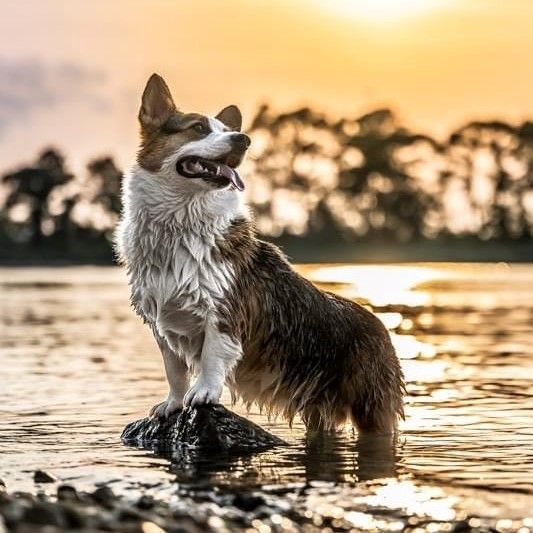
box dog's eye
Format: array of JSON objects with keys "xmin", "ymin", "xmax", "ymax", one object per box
[{"xmin": 192, "ymin": 122, "xmax": 208, "ymax": 134}]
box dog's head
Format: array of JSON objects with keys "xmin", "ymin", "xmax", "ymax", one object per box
[{"xmin": 137, "ymin": 73, "xmax": 250, "ymax": 193}]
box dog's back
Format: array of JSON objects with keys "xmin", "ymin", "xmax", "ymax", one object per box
[{"xmin": 216, "ymin": 218, "xmax": 405, "ymax": 432}]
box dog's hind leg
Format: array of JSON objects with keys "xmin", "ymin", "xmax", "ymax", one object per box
[
  {"xmin": 349, "ymin": 377, "xmax": 404, "ymax": 434},
  {"xmin": 351, "ymin": 401, "xmax": 398, "ymax": 435}
]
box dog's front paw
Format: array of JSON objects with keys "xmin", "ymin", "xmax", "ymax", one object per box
[
  {"xmin": 149, "ymin": 396, "xmax": 183, "ymax": 418},
  {"xmin": 183, "ymin": 379, "xmax": 222, "ymax": 407}
]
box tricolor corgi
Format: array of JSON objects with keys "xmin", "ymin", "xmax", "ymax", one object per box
[{"xmin": 116, "ymin": 74, "xmax": 404, "ymax": 433}]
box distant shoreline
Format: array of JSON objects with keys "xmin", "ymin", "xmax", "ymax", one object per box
[
  {"xmin": 0, "ymin": 237, "xmax": 531, "ymax": 266},
  {"xmin": 273, "ymin": 236, "xmax": 533, "ymax": 264}
]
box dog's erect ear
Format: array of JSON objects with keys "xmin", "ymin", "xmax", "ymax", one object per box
[
  {"xmin": 139, "ymin": 73, "xmax": 176, "ymax": 131},
  {"xmin": 216, "ymin": 105, "xmax": 242, "ymax": 131}
]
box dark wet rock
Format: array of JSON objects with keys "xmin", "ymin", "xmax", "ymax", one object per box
[
  {"xmin": 117, "ymin": 505, "xmax": 145, "ymax": 521},
  {"xmin": 56, "ymin": 484, "xmax": 78, "ymax": 502},
  {"xmin": 60, "ymin": 503, "xmax": 87, "ymax": 529},
  {"xmin": 91, "ymin": 486, "xmax": 116, "ymax": 507},
  {"xmin": 452, "ymin": 520, "xmax": 475, "ymax": 532},
  {"xmin": 23, "ymin": 501, "xmax": 65, "ymax": 527},
  {"xmin": 33, "ymin": 470, "xmax": 56, "ymax": 483},
  {"xmin": 136, "ymin": 494, "xmax": 155, "ymax": 510},
  {"xmin": 232, "ymin": 493, "xmax": 266, "ymax": 512},
  {"xmin": 0, "ymin": 481, "xmax": 518, "ymax": 533},
  {"xmin": 122, "ymin": 404, "xmax": 286, "ymax": 454},
  {"xmin": 0, "ymin": 499, "xmax": 25, "ymax": 529}
]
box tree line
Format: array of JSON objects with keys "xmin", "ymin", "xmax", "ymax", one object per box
[{"xmin": 1, "ymin": 106, "xmax": 531, "ymax": 263}]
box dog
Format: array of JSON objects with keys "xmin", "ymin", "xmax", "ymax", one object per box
[{"xmin": 116, "ymin": 73, "xmax": 404, "ymax": 433}]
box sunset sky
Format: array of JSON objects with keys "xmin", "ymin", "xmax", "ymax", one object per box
[{"xmin": 1, "ymin": 0, "xmax": 532, "ymax": 171}]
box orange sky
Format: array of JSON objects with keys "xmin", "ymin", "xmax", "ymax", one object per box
[{"xmin": 0, "ymin": 0, "xmax": 532, "ymax": 170}]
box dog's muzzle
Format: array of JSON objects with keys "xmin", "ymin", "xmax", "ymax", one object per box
[{"xmin": 176, "ymin": 134, "xmax": 250, "ymax": 191}]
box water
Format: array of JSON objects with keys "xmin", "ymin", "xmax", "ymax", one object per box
[{"xmin": 1, "ymin": 263, "xmax": 532, "ymax": 528}]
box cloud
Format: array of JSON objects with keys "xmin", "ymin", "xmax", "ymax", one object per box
[{"xmin": 0, "ymin": 58, "xmax": 108, "ymax": 134}]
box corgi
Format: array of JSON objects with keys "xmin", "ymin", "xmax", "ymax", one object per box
[{"xmin": 116, "ymin": 74, "xmax": 404, "ymax": 433}]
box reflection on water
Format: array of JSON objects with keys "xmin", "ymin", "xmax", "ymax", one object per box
[{"xmin": 0, "ymin": 264, "xmax": 532, "ymax": 523}]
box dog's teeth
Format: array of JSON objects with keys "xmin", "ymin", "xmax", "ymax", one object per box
[{"xmin": 216, "ymin": 166, "xmax": 220, "ymax": 176}]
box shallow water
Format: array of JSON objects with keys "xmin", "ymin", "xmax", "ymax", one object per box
[{"xmin": 1, "ymin": 263, "xmax": 532, "ymax": 528}]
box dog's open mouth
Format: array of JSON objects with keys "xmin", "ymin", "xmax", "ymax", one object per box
[{"xmin": 176, "ymin": 155, "xmax": 245, "ymax": 191}]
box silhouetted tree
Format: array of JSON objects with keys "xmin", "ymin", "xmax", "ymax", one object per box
[
  {"xmin": 445, "ymin": 121, "xmax": 532, "ymax": 239},
  {"xmin": 247, "ymin": 106, "xmax": 438, "ymax": 241},
  {"xmin": 334, "ymin": 109, "xmax": 438, "ymax": 241},
  {"xmin": 2, "ymin": 148, "xmax": 73, "ymax": 244},
  {"xmin": 0, "ymin": 106, "xmax": 531, "ymax": 263},
  {"xmin": 87, "ymin": 156, "xmax": 123, "ymax": 217}
]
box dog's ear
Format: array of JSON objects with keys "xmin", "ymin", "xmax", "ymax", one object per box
[
  {"xmin": 139, "ymin": 73, "xmax": 176, "ymax": 132},
  {"xmin": 216, "ymin": 105, "xmax": 242, "ymax": 131}
]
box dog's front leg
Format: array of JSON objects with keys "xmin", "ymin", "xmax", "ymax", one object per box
[
  {"xmin": 149, "ymin": 332, "xmax": 190, "ymax": 418},
  {"xmin": 183, "ymin": 313, "xmax": 242, "ymax": 407}
]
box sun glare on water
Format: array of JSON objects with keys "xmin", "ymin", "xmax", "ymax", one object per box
[
  {"xmin": 315, "ymin": 0, "xmax": 448, "ymax": 23},
  {"xmin": 305, "ymin": 264, "xmax": 446, "ymax": 306}
]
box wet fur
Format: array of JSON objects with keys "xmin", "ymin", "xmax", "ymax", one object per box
[{"xmin": 216, "ymin": 219, "xmax": 405, "ymax": 432}]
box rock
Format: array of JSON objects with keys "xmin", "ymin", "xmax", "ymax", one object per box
[
  {"xmin": 136, "ymin": 494, "xmax": 155, "ymax": 510},
  {"xmin": 452, "ymin": 520, "xmax": 474, "ymax": 532},
  {"xmin": 33, "ymin": 470, "xmax": 56, "ymax": 483},
  {"xmin": 121, "ymin": 404, "xmax": 286, "ymax": 455},
  {"xmin": 91, "ymin": 486, "xmax": 117, "ymax": 507},
  {"xmin": 232, "ymin": 493, "xmax": 266, "ymax": 512},
  {"xmin": 23, "ymin": 501, "xmax": 65, "ymax": 527},
  {"xmin": 117, "ymin": 506, "xmax": 145, "ymax": 521},
  {"xmin": 59, "ymin": 503, "xmax": 87, "ymax": 529},
  {"xmin": 0, "ymin": 499, "xmax": 25, "ymax": 528},
  {"xmin": 57, "ymin": 484, "xmax": 79, "ymax": 502}
]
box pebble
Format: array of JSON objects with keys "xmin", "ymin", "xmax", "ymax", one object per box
[
  {"xmin": 91, "ymin": 485, "xmax": 116, "ymax": 507},
  {"xmin": 33, "ymin": 470, "xmax": 57, "ymax": 483},
  {"xmin": 57, "ymin": 484, "xmax": 79, "ymax": 502},
  {"xmin": 23, "ymin": 501, "xmax": 64, "ymax": 527},
  {"xmin": 136, "ymin": 494, "xmax": 156, "ymax": 510},
  {"xmin": 232, "ymin": 493, "xmax": 266, "ymax": 512},
  {"xmin": 0, "ymin": 481, "xmax": 519, "ymax": 532}
]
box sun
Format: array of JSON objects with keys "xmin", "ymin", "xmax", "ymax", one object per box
[{"xmin": 315, "ymin": 0, "xmax": 447, "ymax": 24}]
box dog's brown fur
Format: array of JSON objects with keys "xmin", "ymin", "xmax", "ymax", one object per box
[
  {"xmin": 137, "ymin": 75, "xmax": 244, "ymax": 172},
  {"xmin": 216, "ymin": 218, "xmax": 405, "ymax": 432},
  {"xmin": 138, "ymin": 113, "xmax": 211, "ymax": 172}
]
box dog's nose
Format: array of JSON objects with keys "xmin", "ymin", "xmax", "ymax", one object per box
[{"xmin": 231, "ymin": 133, "xmax": 251, "ymax": 148}]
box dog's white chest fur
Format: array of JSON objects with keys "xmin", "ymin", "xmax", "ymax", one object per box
[
  {"xmin": 141, "ymin": 232, "xmax": 230, "ymax": 314},
  {"xmin": 117, "ymin": 166, "xmax": 244, "ymax": 364},
  {"xmin": 141, "ymin": 235, "xmax": 232, "ymax": 360}
]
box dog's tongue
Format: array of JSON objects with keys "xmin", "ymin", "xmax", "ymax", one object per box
[{"xmin": 217, "ymin": 163, "xmax": 245, "ymax": 191}]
